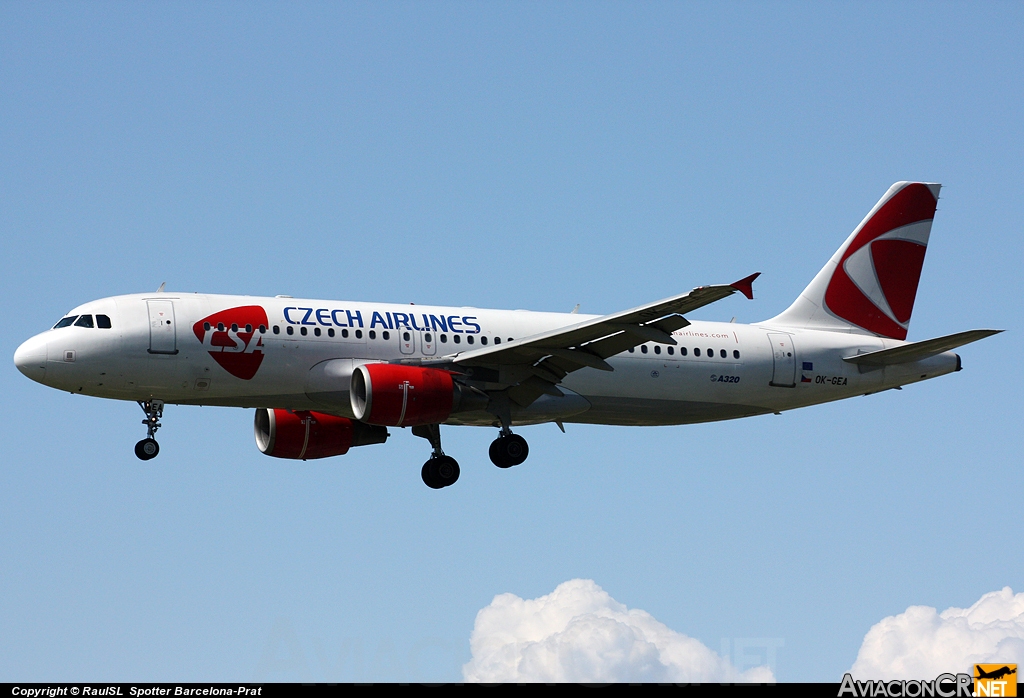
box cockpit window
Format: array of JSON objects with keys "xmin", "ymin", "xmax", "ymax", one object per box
[
  {"xmin": 53, "ymin": 316, "xmax": 78, "ymax": 329},
  {"xmin": 96, "ymin": 315, "xmax": 112, "ymax": 329},
  {"xmin": 74, "ymin": 315, "xmax": 94, "ymax": 328}
]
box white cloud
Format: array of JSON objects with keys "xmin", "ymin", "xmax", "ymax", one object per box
[
  {"xmin": 462, "ymin": 578, "xmax": 774, "ymax": 683},
  {"xmin": 851, "ymin": 587, "xmax": 1024, "ymax": 679}
]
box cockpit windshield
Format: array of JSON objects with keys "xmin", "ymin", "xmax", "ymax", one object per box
[{"xmin": 52, "ymin": 314, "xmax": 112, "ymax": 329}]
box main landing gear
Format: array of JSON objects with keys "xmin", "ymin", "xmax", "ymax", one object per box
[
  {"xmin": 135, "ymin": 399, "xmax": 163, "ymax": 461},
  {"xmin": 412, "ymin": 424, "xmax": 460, "ymax": 489},
  {"xmin": 411, "ymin": 422, "xmax": 530, "ymax": 489},
  {"xmin": 489, "ymin": 425, "xmax": 529, "ymax": 469}
]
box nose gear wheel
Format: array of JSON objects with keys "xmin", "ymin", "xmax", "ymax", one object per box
[
  {"xmin": 135, "ymin": 438, "xmax": 159, "ymax": 460},
  {"xmin": 135, "ymin": 400, "xmax": 164, "ymax": 461}
]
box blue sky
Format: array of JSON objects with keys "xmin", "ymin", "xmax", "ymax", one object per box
[{"xmin": 1, "ymin": 1, "xmax": 1021, "ymax": 682}]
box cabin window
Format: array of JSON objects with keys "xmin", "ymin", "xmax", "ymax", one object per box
[
  {"xmin": 403, "ymin": 332, "xmax": 410, "ymax": 341},
  {"xmin": 641, "ymin": 345, "xmax": 648, "ymax": 354},
  {"xmin": 74, "ymin": 315, "xmax": 94, "ymax": 328},
  {"xmin": 654, "ymin": 345, "xmax": 661, "ymax": 355},
  {"xmin": 694, "ymin": 348, "xmax": 700, "ymax": 356},
  {"xmin": 245, "ymin": 324, "xmax": 253, "ymax": 333},
  {"xmin": 453, "ymin": 335, "xmax": 461, "ymax": 344},
  {"xmin": 217, "ymin": 323, "xmax": 226, "ymax": 332},
  {"xmin": 707, "ymin": 348, "xmax": 713, "ymax": 357},
  {"xmin": 467, "ymin": 335, "xmax": 474, "ymax": 345},
  {"xmin": 203, "ymin": 322, "xmax": 212, "ymax": 332},
  {"xmin": 440, "ymin": 334, "xmax": 447, "ymax": 343},
  {"xmin": 628, "ymin": 347, "xmax": 634, "ymax": 353},
  {"xmin": 314, "ymin": 327, "xmax": 321, "ymax": 337},
  {"xmin": 369, "ymin": 330, "xmax": 376, "ymax": 340},
  {"xmin": 494, "ymin": 337, "xmax": 501, "ymax": 345},
  {"xmin": 355, "ymin": 330, "xmax": 363, "ymax": 339},
  {"xmin": 231, "ymin": 324, "xmax": 238, "ymax": 332},
  {"xmin": 733, "ymin": 350, "xmax": 740, "ymax": 359},
  {"xmin": 273, "ymin": 326, "xmax": 280, "ymax": 335},
  {"xmin": 481, "ymin": 336, "xmax": 488, "ymax": 345},
  {"xmin": 680, "ymin": 347, "xmax": 687, "ymax": 356},
  {"xmin": 667, "ymin": 346, "xmax": 674, "ymax": 355},
  {"xmin": 342, "ymin": 329, "xmax": 349, "ymax": 338},
  {"xmin": 300, "ymin": 327, "xmax": 307, "ymax": 336},
  {"xmin": 328, "ymin": 328, "xmax": 335, "ymax": 337},
  {"xmin": 286, "ymin": 326, "xmax": 294, "ymax": 335},
  {"xmin": 425, "ymin": 333, "xmax": 432, "ymax": 343},
  {"xmin": 96, "ymin": 314, "xmax": 112, "ymax": 329},
  {"xmin": 383, "ymin": 331, "xmax": 390, "ymax": 340},
  {"xmin": 258, "ymin": 325, "xmax": 266, "ymax": 333}
]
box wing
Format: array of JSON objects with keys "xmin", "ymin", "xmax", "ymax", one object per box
[{"xmin": 421, "ymin": 273, "xmax": 760, "ymax": 408}]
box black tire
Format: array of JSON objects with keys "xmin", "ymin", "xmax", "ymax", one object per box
[
  {"xmin": 489, "ymin": 437, "xmax": 513, "ymax": 468},
  {"xmin": 489, "ymin": 434, "xmax": 529, "ymax": 468},
  {"xmin": 135, "ymin": 438, "xmax": 159, "ymax": 461},
  {"xmin": 504, "ymin": 434, "xmax": 529, "ymax": 466},
  {"xmin": 422, "ymin": 456, "xmax": 459, "ymax": 489},
  {"xmin": 421, "ymin": 461, "xmax": 442, "ymax": 489},
  {"xmin": 433, "ymin": 455, "xmax": 460, "ymax": 487}
]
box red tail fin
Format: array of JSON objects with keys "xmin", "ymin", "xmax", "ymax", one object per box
[{"xmin": 768, "ymin": 182, "xmax": 940, "ymax": 340}]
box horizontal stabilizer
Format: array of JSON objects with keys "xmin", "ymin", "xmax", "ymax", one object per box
[{"xmin": 843, "ymin": 329, "xmax": 1002, "ymax": 367}]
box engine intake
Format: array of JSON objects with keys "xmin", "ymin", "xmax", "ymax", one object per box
[
  {"xmin": 350, "ymin": 364, "xmax": 486, "ymax": 427},
  {"xmin": 254, "ymin": 408, "xmax": 388, "ymax": 460}
]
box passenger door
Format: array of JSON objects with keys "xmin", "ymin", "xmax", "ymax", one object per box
[
  {"xmin": 147, "ymin": 300, "xmax": 178, "ymax": 355},
  {"xmin": 767, "ymin": 333, "xmax": 795, "ymax": 387}
]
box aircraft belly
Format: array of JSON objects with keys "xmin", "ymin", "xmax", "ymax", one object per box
[{"xmin": 565, "ymin": 396, "xmax": 770, "ymax": 426}]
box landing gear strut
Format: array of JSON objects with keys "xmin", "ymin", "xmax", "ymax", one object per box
[
  {"xmin": 489, "ymin": 422, "xmax": 529, "ymax": 469},
  {"xmin": 412, "ymin": 423, "xmax": 460, "ymax": 489},
  {"xmin": 135, "ymin": 399, "xmax": 163, "ymax": 461}
]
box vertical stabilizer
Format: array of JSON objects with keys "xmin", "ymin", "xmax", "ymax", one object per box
[{"xmin": 766, "ymin": 182, "xmax": 940, "ymax": 340}]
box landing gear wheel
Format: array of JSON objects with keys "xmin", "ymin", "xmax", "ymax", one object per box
[
  {"xmin": 421, "ymin": 455, "xmax": 460, "ymax": 489},
  {"xmin": 489, "ymin": 434, "xmax": 529, "ymax": 468},
  {"xmin": 136, "ymin": 400, "xmax": 165, "ymax": 460},
  {"xmin": 135, "ymin": 438, "xmax": 159, "ymax": 461}
]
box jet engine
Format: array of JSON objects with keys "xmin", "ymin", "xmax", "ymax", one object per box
[
  {"xmin": 254, "ymin": 408, "xmax": 388, "ymax": 460},
  {"xmin": 350, "ymin": 363, "xmax": 487, "ymax": 427}
]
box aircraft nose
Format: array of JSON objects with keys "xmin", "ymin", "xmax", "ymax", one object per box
[{"xmin": 14, "ymin": 334, "xmax": 47, "ymax": 383}]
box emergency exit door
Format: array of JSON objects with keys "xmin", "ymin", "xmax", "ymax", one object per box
[{"xmin": 399, "ymin": 329, "xmax": 415, "ymax": 355}]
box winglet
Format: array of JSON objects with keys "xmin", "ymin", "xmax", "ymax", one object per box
[{"xmin": 730, "ymin": 272, "xmax": 760, "ymax": 300}]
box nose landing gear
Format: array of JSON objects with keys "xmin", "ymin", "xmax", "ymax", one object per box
[
  {"xmin": 412, "ymin": 423, "xmax": 460, "ymax": 489},
  {"xmin": 135, "ymin": 400, "xmax": 164, "ymax": 461}
]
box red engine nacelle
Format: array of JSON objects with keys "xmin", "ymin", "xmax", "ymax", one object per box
[
  {"xmin": 350, "ymin": 364, "xmax": 464, "ymax": 427},
  {"xmin": 254, "ymin": 408, "xmax": 388, "ymax": 460}
]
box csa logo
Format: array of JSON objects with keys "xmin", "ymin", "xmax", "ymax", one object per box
[
  {"xmin": 824, "ymin": 182, "xmax": 938, "ymax": 341},
  {"xmin": 974, "ymin": 664, "xmax": 1017, "ymax": 697},
  {"xmin": 193, "ymin": 306, "xmax": 269, "ymax": 380}
]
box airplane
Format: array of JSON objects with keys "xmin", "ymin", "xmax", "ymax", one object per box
[
  {"xmin": 975, "ymin": 666, "xmax": 1017, "ymax": 681},
  {"xmin": 14, "ymin": 182, "xmax": 1001, "ymax": 489}
]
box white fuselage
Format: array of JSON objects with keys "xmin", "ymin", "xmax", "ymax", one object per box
[{"xmin": 14, "ymin": 292, "xmax": 960, "ymax": 427}]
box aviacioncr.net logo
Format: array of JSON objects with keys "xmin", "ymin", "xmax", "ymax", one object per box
[{"xmin": 192, "ymin": 305, "xmax": 268, "ymax": 380}]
